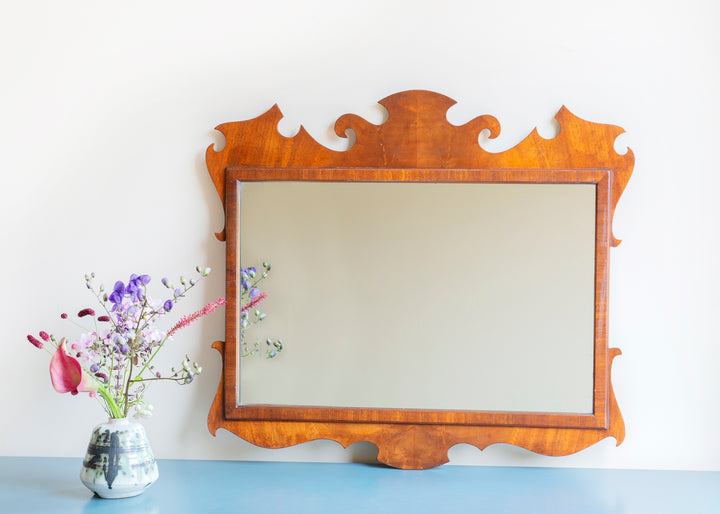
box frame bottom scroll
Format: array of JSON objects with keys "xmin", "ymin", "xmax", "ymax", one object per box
[{"xmin": 207, "ymin": 341, "xmax": 625, "ymax": 470}]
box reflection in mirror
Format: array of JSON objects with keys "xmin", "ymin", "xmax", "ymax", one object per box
[{"xmin": 240, "ymin": 182, "xmax": 596, "ymax": 414}]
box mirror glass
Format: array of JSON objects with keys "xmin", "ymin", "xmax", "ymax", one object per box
[{"xmin": 239, "ymin": 181, "xmax": 596, "ymax": 413}]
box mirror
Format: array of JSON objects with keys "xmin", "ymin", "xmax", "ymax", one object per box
[
  {"xmin": 206, "ymin": 90, "xmax": 634, "ymax": 469},
  {"xmin": 239, "ymin": 181, "xmax": 596, "ymax": 414}
]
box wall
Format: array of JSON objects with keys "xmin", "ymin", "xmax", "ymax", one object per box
[{"xmin": 2, "ymin": 0, "xmax": 718, "ymax": 470}]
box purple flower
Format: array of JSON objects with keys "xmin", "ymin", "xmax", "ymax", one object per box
[
  {"xmin": 109, "ymin": 281, "xmax": 125, "ymax": 311},
  {"xmin": 125, "ymin": 274, "xmax": 144, "ymax": 302},
  {"xmin": 164, "ymin": 300, "xmax": 173, "ymax": 312},
  {"xmin": 241, "ymin": 280, "xmax": 250, "ymax": 291},
  {"xmin": 174, "ymin": 288, "xmax": 182, "ymax": 297},
  {"xmin": 119, "ymin": 344, "xmax": 130, "ymax": 355},
  {"xmin": 249, "ymin": 288, "xmax": 260, "ymax": 299},
  {"xmin": 161, "ymin": 277, "xmax": 170, "ymax": 287},
  {"xmin": 90, "ymin": 363, "xmax": 99, "ymax": 373},
  {"xmin": 139, "ymin": 274, "xmax": 151, "ymax": 285}
]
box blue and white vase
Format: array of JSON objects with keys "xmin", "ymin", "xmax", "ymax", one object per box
[{"xmin": 79, "ymin": 417, "xmax": 159, "ymax": 498}]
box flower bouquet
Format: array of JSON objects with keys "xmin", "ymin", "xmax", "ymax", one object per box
[{"xmin": 25, "ymin": 263, "xmax": 281, "ymax": 498}]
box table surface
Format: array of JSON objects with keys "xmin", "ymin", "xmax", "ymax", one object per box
[{"xmin": 1, "ymin": 457, "xmax": 718, "ymax": 514}]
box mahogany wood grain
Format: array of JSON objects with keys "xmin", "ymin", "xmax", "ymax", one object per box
[{"xmin": 205, "ymin": 90, "xmax": 633, "ymax": 469}]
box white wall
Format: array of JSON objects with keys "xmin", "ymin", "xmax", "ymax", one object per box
[{"xmin": 2, "ymin": 0, "xmax": 718, "ymax": 471}]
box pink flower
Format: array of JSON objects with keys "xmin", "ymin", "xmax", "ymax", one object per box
[
  {"xmin": 241, "ymin": 292, "xmax": 267, "ymax": 313},
  {"xmin": 49, "ymin": 338, "xmax": 98, "ymax": 395},
  {"xmin": 167, "ymin": 298, "xmax": 226, "ymax": 337}
]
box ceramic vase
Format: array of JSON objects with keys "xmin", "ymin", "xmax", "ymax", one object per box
[{"xmin": 79, "ymin": 417, "xmax": 159, "ymax": 498}]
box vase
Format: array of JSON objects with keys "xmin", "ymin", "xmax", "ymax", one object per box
[{"xmin": 79, "ymin": 417, "xmax": 159, "ymax": 498}]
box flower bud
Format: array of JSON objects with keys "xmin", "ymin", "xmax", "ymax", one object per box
[
  {"xmin": 27, "ymin": 334, "xmax": 43, "ymax": 349},
  {"xmin": 203, "ymin": 267, "xmax": 211, "ymax": 276}
]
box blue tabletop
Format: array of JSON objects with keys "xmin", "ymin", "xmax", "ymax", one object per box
[{"xmin": 1, "ymin": 457, "xmax": 718, "ymax": 514}]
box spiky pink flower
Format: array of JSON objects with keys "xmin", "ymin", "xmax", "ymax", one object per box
[
  {"xmin": 241, "ymin": 292, "xmax": 267, "ymax": 313},
  {"xmin": 97, "ymin": 315, "xmax": 111, "ymax": 322},
  {"xmin": 39, "ymin": 331, "xmax": 50, "ymax": 342},
  {"xmin": 78, "ymin": 308, "xmax": 96, "ymax": 318},
  {"xmin": 167, "ymin": 298, "xmax": 226, "ymax": 337}
]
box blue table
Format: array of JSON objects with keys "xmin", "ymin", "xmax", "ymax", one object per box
[{"xmin": 1, "ymin": 457, "xmax": 718, "ymax": 513}]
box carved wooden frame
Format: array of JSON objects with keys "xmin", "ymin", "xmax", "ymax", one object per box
[{"xmin": 206, "ymin": 90, "xmax": 633, "ymax": 469}]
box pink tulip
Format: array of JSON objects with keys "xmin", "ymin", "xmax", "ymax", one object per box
[{"xmin": 49, "ymin": 338, "xmax": 98, "ymax": 395}]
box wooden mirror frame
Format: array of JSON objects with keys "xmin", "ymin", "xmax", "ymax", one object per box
[{"xmin": 206, "ymin": 90, "xmax": 633, "ymax": 469}]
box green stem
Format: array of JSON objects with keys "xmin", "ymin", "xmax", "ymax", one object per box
[
  {"xmin": 131, "ymin": 335, "xmax": 169, "ymax": 384},
  {"xmin": 97, "ymin": 384, "xmax": 123, "ymax": 418},
  {"xmin": 123, "ymin": 356, "xmax": 133, "ymax": 417}
]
